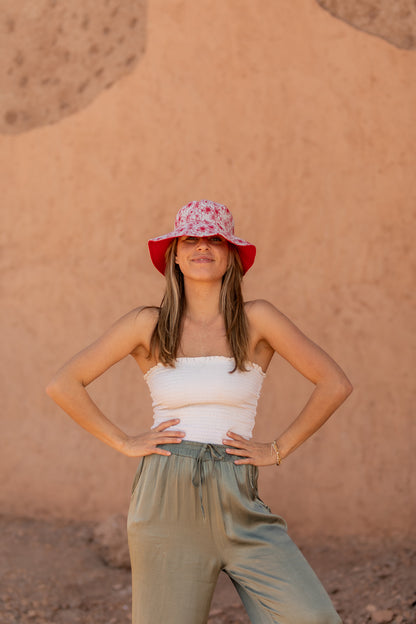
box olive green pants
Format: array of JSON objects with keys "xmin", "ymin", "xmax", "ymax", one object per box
[{"xmin": 127, "ymin": 440, "xmax": 342, "ymax": 624}]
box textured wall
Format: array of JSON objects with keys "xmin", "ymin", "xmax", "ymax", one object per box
[
  {"xmin": 0, "ymin": 1, "xmax": 146, "ymax": 133},
  {"xmin": 1, "ymin": 0, "xmax": 415, "ymax": 538},
  {"xmin": 316, "ymin": 0, "xmax": 416, "ymax": 49}
]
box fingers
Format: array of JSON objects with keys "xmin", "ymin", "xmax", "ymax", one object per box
[
  {"xmin": 155, "ymin": 435, "xmax": 184, "ymax": 445},
  {"xmin": 154, "ymin": 418, "xmax": 182, "ymax": 432},
  {"xmin": 223, "ymin": 433, "xmax": 271, "ymax": 466},
  {"xmin": 223, "ymin": 432, "xmax": 252, "ymax": 462},
  {"xmin": 225, "ymin": 431, "xmax": 248, "ymax": 441},
  {"xmin": 223, "ymin": 438, "xmax": 247, "ymax": 448},
  {"xmin": 151, "ymin": 420, "xmax": 185, "ymax": 456},
  {"xmin": 225, "ymin": 447, "xmax": 254, "ymax": 465},
  {"xmin": 223, "ymin": 431, "xmax": 252, "ymax": 451},
  {"xmin": 153, "ymin": 419, "xmax": 185, "ymax": 440},
  {"xmin": 155, "ymin": 430, "xmax": 185, "ymax": 439},
  {"xmin": 153, "ymin": 448, "xmax": 173, "ymax": 456},
  {"xmin": 224, "ymin": 448, "xmax": 251, "ymax": 457}
]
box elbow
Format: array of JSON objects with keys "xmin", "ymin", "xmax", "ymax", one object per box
[
  {"xmin": 45, "ymin": 372, "xmax": 69, "ymax": 400},
  {"xmin": 342, "ymin": 371, "xmax": 354, "ymax": 396},
  {"xmin": 45, "ymin": 378, "xmax": 60, "ymax": 400},
  {"xmin": 345, "ymin": 380, "xmax": 354, "ymax": 396},
  {"xmin": 337, "ymin": 376, "xmax": 353, "ymax": 400},
  {"xmin": 46, "ymin": 371, "xmax": 83, "ymax": 401},
  {"xmin": 319, "ymin": 374, "xmax": 353, "ymax": 401}
]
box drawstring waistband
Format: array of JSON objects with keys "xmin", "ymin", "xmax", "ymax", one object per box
[
  {"xmin": 159, "ymin": 440, "xmax": 243, "ymax": 519},
  {"xmin": 191, "ymin": 444, "xmax": 224, "ymax": 519}
]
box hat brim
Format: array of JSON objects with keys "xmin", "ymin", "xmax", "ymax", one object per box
[{"xmin": 148, "ymin": 227, "xmax": 256, "ymax": 276}]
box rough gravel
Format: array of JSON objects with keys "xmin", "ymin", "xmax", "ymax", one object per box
[{"xmin": 0, "ymin": 515, "xmax": 414, "ymax": 624}]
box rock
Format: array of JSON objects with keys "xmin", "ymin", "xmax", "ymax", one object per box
[
  {"xmin": 68, "ymin": 597, "xmax": 82, "ymax": 609},
  {"xmin": 54, "ymin": 608, "xmax": 84, "ymax": 624},
  {"xmin": 92, "ymin": 514, "xmax": 131, "ymax": 569},
  {"xmin": 209, "ymin": 609, "xmax": 223, "ymax": 616},
  {"xmin": 366, "ymin": 605, "xmax": 377, "ymax": 613},
  {"xmin": 371, "ymin": 609, "xmax": 395, "ymax": 623}
]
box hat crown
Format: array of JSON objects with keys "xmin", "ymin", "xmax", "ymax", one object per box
[{"xmin": 174, "ymin": 200, "xmax": 235, "ymax": 235}]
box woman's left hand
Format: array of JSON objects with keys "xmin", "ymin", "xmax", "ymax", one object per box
[{"xmin": 223, "ymin": 431, "xmax": 278, "ymax": 466}]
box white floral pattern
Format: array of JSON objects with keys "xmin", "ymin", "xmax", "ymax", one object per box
[{"xmin": 148, "ymin": 199, "xmax": 256, "ymax": 275}]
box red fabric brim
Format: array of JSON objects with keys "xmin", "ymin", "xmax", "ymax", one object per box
[{"xmin": 148, "ymin": 237, "xmax": 256, "ymax": 276}]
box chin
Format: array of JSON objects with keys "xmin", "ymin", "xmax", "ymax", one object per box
[{"xmin": 186, "ymin": 267, "xmax": 225, "ymax": 281}]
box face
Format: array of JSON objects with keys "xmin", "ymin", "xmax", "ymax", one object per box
[{"xmin": 175, "ymin": 235, "xmax": 230, "ymax": 281}]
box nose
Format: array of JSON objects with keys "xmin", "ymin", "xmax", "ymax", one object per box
[{"xmin": 196, "ymin": 237, "xmax": 209, "ymax": 249}]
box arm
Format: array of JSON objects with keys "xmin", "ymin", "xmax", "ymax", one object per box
[
  {"xmin": 45, "ymin": 307, "xmax": 184, "ymax": 456},
  {"xmin": 224, "ymin": 299, "xmax": 353, "ymax": 465}
]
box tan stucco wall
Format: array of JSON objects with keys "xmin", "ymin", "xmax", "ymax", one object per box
[{"xmin": 1, "ymin": 0, "xmax": 415, "ymax": 538}]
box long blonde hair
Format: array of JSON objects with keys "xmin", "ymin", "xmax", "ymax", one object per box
[{"xmin": 148, "ymin": 239, "xmax": 249, "ymax": 372}]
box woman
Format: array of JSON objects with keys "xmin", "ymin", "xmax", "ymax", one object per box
[{"xmin": 46, "ymin": 199, "xmax": 352, "ymax": 624}]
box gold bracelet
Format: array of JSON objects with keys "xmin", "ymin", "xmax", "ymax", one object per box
[{"xmin": 271, "ymin": 440, "xmax": 282, "ymax": 466}]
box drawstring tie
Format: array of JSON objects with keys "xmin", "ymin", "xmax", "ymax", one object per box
[{"xmin": 191, "ymin": 443, "xmax": 224, "ymax": 519}]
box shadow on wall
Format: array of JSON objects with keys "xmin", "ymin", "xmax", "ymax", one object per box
[
  {"xmin": 315, "ymin": 0, "xmax": 416, "ymax": 49},
  {"xmin": 0, "ymin": 0, "xmax": 147, "ymax": 134},
  {"xmin": 2, "ymin": 0, "xmax": 414, "ymax": 136}
]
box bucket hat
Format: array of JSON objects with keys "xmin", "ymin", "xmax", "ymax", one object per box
[{"xmin": 148, "ymin": 200, "xmax": 256, "ymax": 275}]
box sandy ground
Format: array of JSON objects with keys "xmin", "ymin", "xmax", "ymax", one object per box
[{"xmin": 0, "ymin": 515, "xmax": 414, "ymax": 624}]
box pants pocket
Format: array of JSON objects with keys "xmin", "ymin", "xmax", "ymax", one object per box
[
  {"xmin": 130, "ymin": 457, "xmax": 145, "ymax": 499},
  {"xmin": 244, "ymin": 464, "xmax": 256, "ymax": 500},
  {"xmin": 247, "ymin": 464, "xmax": 273, "ymax": 513}
]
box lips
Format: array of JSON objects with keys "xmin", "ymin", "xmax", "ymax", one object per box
[{"xmin": 191, "ymin": 256, "xmax": 213, "ymax": 262}]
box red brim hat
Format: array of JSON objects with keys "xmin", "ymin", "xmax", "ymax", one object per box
[{"xmin": 148, "ymin": 200, "xmax": 256, "ymax": 276}]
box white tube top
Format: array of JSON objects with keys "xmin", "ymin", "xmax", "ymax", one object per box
[{"xmin": 144, "ymin": 356, "xmax": 266, "ymax": 444}]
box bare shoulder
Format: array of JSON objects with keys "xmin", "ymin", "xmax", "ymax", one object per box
[
  {"xmin": 245, "ymin": 299, "xmax": 353, "ymax": 389},
  {"xmin": 245, "ymin": 297, "xmax": 314, "ymax": 346},
  {"xmin": 244, "ymin": 298, "xmax": 297, "ymax": 348},
  {"xmin": 120, "ymin": 305, "xmax": 159, "ymax": 354},
  {"xmin": 244, "ymin": 298, "xmax": 287, "ymax": 325},
  {"xmin": 47, "ymin": 305, "xmax": 160, "ymax": 388},
  {"xmin": 245, "ymin": 299, "xmax": 276, "ymax": 312},
  {"xmin": 129, "ymin": 305, "xmax": 159, "ymax": 330}
]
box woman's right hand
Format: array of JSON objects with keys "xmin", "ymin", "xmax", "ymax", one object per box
[{"xmin": 119, "ymin": 419, "xmax": 185, "ymax": 457}]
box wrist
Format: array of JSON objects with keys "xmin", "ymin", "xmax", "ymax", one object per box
[
  {"xmin": 113, "ymin": 432, "xmax": 130, "ymax": 454},
  {"xmin": 270, "ymin": 439, "xmax": 282, "ymax": 466}
]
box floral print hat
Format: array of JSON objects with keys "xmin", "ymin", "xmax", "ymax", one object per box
[{"xmin": 148, "ymin": 199, "xmax": 256, "ymax": 275}]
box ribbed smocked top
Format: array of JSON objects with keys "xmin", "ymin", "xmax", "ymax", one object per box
[{"xmin": 144, "ymin": 356, "xmax": 266, "ymax": 445}]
